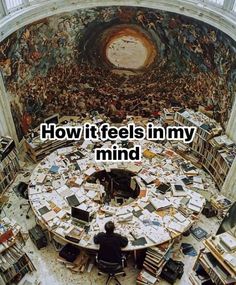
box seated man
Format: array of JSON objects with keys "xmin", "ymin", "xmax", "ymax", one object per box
[{"xmin": 94, "ymin": 221, "xmax": 128, "ymax": 265}]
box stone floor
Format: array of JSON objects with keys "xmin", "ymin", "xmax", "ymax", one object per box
[{"xmin": 1, "ymin": 161, "xmax": 222, "ymax": 285}]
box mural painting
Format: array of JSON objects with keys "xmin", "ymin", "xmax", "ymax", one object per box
[{"xmin": 0, "ymin": 7, "xmax": 235, "ymax": 140}]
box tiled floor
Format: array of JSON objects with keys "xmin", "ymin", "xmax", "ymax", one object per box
[{"xmin": 2, "ymin": 162, "xmax": 221, "ymax": 285}]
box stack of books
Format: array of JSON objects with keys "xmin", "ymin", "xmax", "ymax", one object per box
[{"xmin": 139, "ymin": 242, "xmax": 173, "ymax": 282}]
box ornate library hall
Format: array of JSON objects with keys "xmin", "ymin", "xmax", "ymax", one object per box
[{"xmin": 0, "ymin": 0, "xmax": 236, "ymax": 284}]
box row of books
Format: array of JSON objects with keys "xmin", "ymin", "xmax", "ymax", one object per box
[
  {"xmin": 191, "ymin": 231, "xmax": 236, "ymax": 285},
  {"xmin": 175, "ymin": 109, "xmax": 222, "ymax": 141},
  {"xmin": 0, "ymin": 244, "xmax": 34, "ymax": 284},
  {"xmin": 0, "ymin": 137, "xmax": 15, "ymax": 161},
  {"xmin": 173, "ymin": 111, "xmax": 235, "ymax": 190},
  {"xmin": 194, "ymin": 251, "xmax": 236, "ymax": 285},
  {"xmin": 0, "ymin": 244, "xmax": 24, "ymax": 271},
  {"xmin": 0, "ymin": 148, "xmax": 19, "ymax": 170},
  {"xmin": 0, "ymin": 147, "xmax": 20, "ymax": 196}
]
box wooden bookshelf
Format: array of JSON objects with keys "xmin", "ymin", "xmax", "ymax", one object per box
[
  {"xmin": 0, "ymin": 137, "xmax": 20, "ymax": 198},
  {"xmin": 24, "ymin": 116, "xmax": 84, "ymax": 162},
  {"xmin": 191, "ymin": 233, "xmax": 236, "ymax": 285},
  {"xmin": 24, "ymin": 138, "xmax": 75, "ymax": 162},
  {"xmin": 174, "ymin": 109, "xmax": 235, "ymax": 190},
  {"xmin": 0, "ymin": 218, "xmax": 35, "ymax": 285},
  {"xmin": 0, "ymin": 248, "xmax": 35, "ymax": 285}
]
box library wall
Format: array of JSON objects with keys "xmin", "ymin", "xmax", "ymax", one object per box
[{"xmin": 0, "ymin": 6, "xmax": 235, "ymax": 141}]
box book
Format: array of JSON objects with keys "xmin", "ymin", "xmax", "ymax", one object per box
[
  {"xmin": 131, "ymin": 237, "xmax": 147, "ymax": 246},
  {"xmin": 49, "ymin": 165, "xmax": 59, "ymax": 174},
  {"xmin": 156, "ymin": 183, "xmax": 171, "ymax": 194},
  {"xmin": 172, "ymin": 184, "xmax": 187, "ymax": 197},
  {"xmin": 138, "ymin": 269, "xmax": 157, "ymax": 284},
  {"xmin": 150, "ymin": 198, "xmax": 172, "ymax": 210},
  {"xmin": 143, "ymin": 150, "xmax": 156, "ymax": 159},
  {"xmin": 220, "ymin": 233, "xmax": 236, "ymax": 251}
]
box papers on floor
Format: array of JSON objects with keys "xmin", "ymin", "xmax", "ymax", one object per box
[
  {"xmin": 193, "ymin": 176, "xmax": 203, "ymax": 184},
  {"xmin": 137, "ymin": 269, "xmax": 157, "ymax": 284}
]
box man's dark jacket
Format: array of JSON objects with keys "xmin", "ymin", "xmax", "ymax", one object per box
[{"xmin": 94, "ymin": 232, "xmax": 128, "ymax": 264}]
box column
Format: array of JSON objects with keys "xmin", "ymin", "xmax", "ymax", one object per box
[
  {"xmin": 226, "ymin": 96, "xmax": 236, "ymax": 142},
  {"xmin": 0, "ymin": 72, "xmax": 18, "ymax": 144},
  {"xmin": 0, "ymin": 0, "xmax": 7, "ymax": 18},
  {"xmin": 222, "ymin": 0, "xmax": 235, "ymax": 10},
  {"xmin": 222, "ymin": 157, "xmax": 236, "ymax": 200}
]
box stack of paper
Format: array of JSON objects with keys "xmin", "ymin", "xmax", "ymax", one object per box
[
  {"xmin": 188, "ymin": 196, "xmax": 204, "ymax": 212},
  {"xmin": 174, "ymin": 212, "xmax": 186, "ymax": 223},
  {"xmin": 138, "ymin": 173, "xmax": 157, "ymax": 185},
  {"xmin": 117, "ymin": 213, "xmax": 133, "ymax": 222},
  {"xmin": 150, "ymin": 198, "xmax": 172, "ymax": 210}
]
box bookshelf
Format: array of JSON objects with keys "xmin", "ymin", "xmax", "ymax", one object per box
[
  {"xmin": 161, "ymin": 108, "xmax": 177, "ymax": 124},
  {"xmin": 24, "ymin": 116, "xmax": 83, "ymax": 162},
  {"xmin": 190, "ymin": 233, "xmax": 236, "ymax": 285},
  {"xmin": 174, "ymin": 109, "xmax": 222, "ymax": 141},
  {"xmin": 24, "ymin": 137, "xmax": 75, "ymax": 162},
  {"xmin": 0, "ymin": 218, "xmax": 35, "ymax": 285},
  {"xmin": 210, "ymin": 195, "xmax": 232, "ymax": 218},
  {"xmin": 174, "ymin": 109, "xmax": 235, "ymax": 190},
  {"xmin": 0, "ymin": 137, "xmax": 20, "ymax": 198},
  {"xmin": 0, "ymin": 245, "xmax": 35, "ymax": 285}
]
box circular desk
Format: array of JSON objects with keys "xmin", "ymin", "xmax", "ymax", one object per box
[{"xmin": 28, "ymin": 140, "xmax": 212, "ymax": 251}]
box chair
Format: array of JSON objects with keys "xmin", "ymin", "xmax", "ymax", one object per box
[
  {"xmin": 17, "ymin": 182, "xmax": 31, "ymax": 219},
  {"xmin": 97, "ymin": 257, "xmax": 126, "ymax": 285}
]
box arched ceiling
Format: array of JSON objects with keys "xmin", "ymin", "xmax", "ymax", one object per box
[
  {"xmin": 0, "ymin": 0, "xmax": 236, "ymax": 42},
  {"xmin": 0, "ymin": 5, "xmax": 235, "ymax": 141}
]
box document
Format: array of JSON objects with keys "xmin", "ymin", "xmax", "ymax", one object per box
[{"xmin": 84, "ymin": 167, "xmax": 96, "ymax": 176}]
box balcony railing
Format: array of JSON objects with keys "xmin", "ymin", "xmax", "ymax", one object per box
[
  {"xmin": 1, "ymin": 0, "xmax": 236, "ymax": 14},
  {"xmin": 1, "ymin": 0, "xmax": 236, "ymax": 16},
  {"xmin": 204, "ymin": 0, "xmax": 224, "ymax": 6},
  {"xmin": 0, "ymin": 0, "xmax": 234, "ymax": 34}
]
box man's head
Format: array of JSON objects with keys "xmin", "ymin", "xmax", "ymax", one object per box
[{"xmin": 105, "ymin": 221, "xmax": 115, "ymax": 234}]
